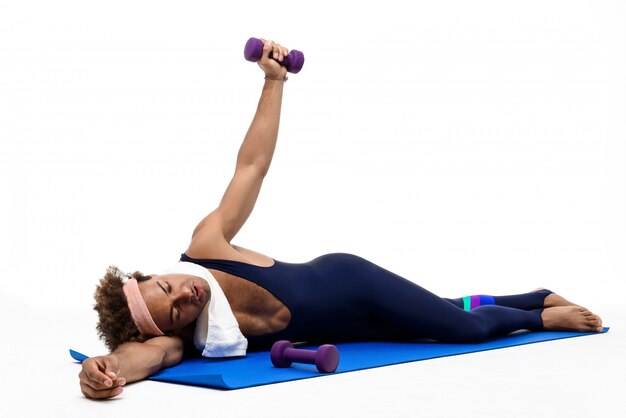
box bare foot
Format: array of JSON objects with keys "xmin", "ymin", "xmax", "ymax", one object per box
[
  {"xmin": 532, "ymin": 288, "xmax": 578, "ymax": 308},
  {"xmin": 541, "ymin": 306, "xmax": 604, "ymax": 332}
]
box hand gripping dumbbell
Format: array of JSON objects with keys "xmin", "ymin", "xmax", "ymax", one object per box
[
  {"xmin": 270, "ymin": 340, "xmax": 339, "ymax": 373},
  {"xmin": 244, "ymin": 37, "xmax": 305, "ymax": 74}
]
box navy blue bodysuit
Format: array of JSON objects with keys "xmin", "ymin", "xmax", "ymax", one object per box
[{"xmin": 180, "ymin": 253, "xmax": 550, "ymax": 350}]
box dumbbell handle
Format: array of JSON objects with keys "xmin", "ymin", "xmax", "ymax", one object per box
[{"xmin": 283, "ymin": 347, "xmax": 317, "ymax": 364}]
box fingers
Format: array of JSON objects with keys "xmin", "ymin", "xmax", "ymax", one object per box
[
  {"xmin": 80, "ymin": 380, "xmax": 124, "ymax": 399},
  {"xmin": 104, "ymin": 361, "xmax": 120, "ymax": 383},
  {"xmin": 79, "ymin": 356, "xmax": 126, "ymax": 399},
  {"xmin": 272, "ymin": 43, "xmax": 288, "ymax": 62},
  {"xmin": 80, "ymin": 370, "xmax": 126, "ymax": 390},
  {"xmin": 256, "ymin": 38, "xmax": 289, "ymax": 78},
  {"xmin": 82, "ymin": 359, "xmax": 112, "ymax": 387},
  {"xmin": 261, "ymin": 39, "xmax": 289, "ymax": 62},
  {"xmin": 80, "ymin": 368, "xmax": 126, "ymax": 391},
  {"xmin": 79, "ymin": 370, "xmax": 126, "ymax": 399}
]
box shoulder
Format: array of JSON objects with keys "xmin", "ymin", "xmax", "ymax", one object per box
[
  {"xmin": 186, "ymin": 213, "xmax": 238, "ymax": 259},
  {"xmin": 186, "ymin": 226, "xmax": 274, "ymax": 267}
]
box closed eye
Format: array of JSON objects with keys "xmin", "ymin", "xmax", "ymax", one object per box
[
  {"xmin": 157, "ymin": 280, "xmax": 169, "ymax": 294},
  {"xmin": 166, "ymin": 282, "xmax": 179, "ymax": 323},
  {"xmin": 157, "ymin": 280, "xmax": 175, "ymax": 325}
]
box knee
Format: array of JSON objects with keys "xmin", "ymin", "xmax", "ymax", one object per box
[
  {"xmin": 461, "ymin": 327, "xmax": 490, "ymax": 343},
  {"xmin": 439, "ymin": 320, "xmax": 490, "ymax": 344}
]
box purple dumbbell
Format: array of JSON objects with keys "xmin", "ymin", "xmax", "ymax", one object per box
[
  {"xmin": 244, "ymin": 37, "xmax": 305, "ymax": 74},
  {"xmin": 270, "ymin": 340, "xmax": 339, "ymax": 373}
]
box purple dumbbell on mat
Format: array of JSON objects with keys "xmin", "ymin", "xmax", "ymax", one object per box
[
  {"xmin": 244, "ymin": 37, "xmax": 305, "ymax": 74},
  {"xmin": 270, "ymin": 340, "xmax": 339, "ymax": 373}
]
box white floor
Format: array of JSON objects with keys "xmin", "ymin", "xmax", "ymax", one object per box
[
  {"xmin": 2, "ymin": 303, "xmax": 624, "ymax": 418},
  {"xmin": 1, "ymin": 1, "xmax": 625, "ymax": 417}
]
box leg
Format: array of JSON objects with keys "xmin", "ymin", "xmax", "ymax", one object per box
[
  {"xmin": 443, "ymin": 289, "xmax": 553, "ymax": 311},
  {"xmin": 329, "ymin": 254, "xmax": 603, "ymax": 342},
  {"xmin": 444, "ymin": 292, "xmax": 603, "ymax": 334},
  {"xmin": 329, "ymin": 255, "xmax": 545, "ymax": 343},
  {"xmin": 377, "ymin": 287, "xmax": 546, "ymax": 343}
]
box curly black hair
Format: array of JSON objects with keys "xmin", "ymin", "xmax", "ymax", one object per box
[{"xmin": 93, "ymin": 266, "xmax": 152, "ymax": 351}]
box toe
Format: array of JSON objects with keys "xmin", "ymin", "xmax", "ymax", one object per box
[{"xmin": 588, "ymin": 317, "xmax": 602, "ymax": 331}]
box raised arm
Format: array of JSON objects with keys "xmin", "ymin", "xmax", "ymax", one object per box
[
  {"xmin": 189, "ymin": 39, "xmax": 289, "ymax": 249},
  {"xmin": 79, "ymin": 336, "xmax": 183, "ymax": 399}
]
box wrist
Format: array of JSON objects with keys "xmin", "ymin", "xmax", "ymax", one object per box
[{"xmin": 264, "ymin": 75, "xmax": 288, "ymax": 83}]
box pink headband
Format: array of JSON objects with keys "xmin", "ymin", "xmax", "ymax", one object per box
[{"xmin": 123, "ymin": 278, "xmax": 165, "ymax": 337}]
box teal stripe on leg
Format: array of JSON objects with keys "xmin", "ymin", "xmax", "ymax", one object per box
[{"xmin": 462, "ymin": 296, "xmax": 471, "ymax": 311}]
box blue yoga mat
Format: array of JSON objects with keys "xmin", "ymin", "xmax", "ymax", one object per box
[{"xmin": 70, "ymin": 328, "xmax": 608, "ymax": 390}]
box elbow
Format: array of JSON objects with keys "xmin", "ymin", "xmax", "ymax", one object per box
[
  {"xmin": 129, "ymin": 343, "xmax": 182, "ymax": 377},
  {"xmin": 237, "ymin": 159, "xmax": 271, "ymax": 178},
  {"xmin": 144, "ymin": 338, "xmax": 184, "ymax": 370},
  {"xmin": 142, "ymin": 345, "xmax": 170, "ymax": 376},
  {"xmin": 255, "ymin": 161, "xmax": 271, "ymax": 178},
  {"xmin": 161, "ymin": 342, "xmax": 184, "ymax": 368}
]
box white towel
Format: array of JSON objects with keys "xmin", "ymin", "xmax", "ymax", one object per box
[{"xmin": 160, "ymin": 261, "xmax": 248, "ymax": 357}]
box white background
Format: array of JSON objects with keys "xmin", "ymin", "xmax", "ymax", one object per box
[{"xmin": 0, "ymin": 1, "xmax": 624, "ymax": 417}]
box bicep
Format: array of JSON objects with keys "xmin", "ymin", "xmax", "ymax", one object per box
[{"xmin": 194, "ymin": 165, "xmax": 265, "ymax": 243}]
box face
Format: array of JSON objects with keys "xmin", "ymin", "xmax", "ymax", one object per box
[{"xmin": 138, "ymin": 273, "xmax": 210, "ymax": 333}]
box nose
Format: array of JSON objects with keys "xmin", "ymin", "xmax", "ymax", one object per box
[{"xmin": 173, "ymin": 286, "xmax": 193, "ymax": 304}]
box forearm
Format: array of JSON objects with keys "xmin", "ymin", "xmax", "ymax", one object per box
[
  {"xmin": 237, "ymin": 79, "xmax": 284, "ymax": 174},
  {"xmin": 110, "ymin": 342, "xmax": 168, "ymax": 383},
  {"xmin": 79, "ymin": 337, "xmax": 183, "ymax": 398}
]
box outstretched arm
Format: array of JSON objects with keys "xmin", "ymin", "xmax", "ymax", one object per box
[
  {"xmin": 190, "ymin": 39, "xmax": 289, "ymax": 248},
  {"xmin": 79, "ymin": 336, "xmax": 183, "ymax": 399}
]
